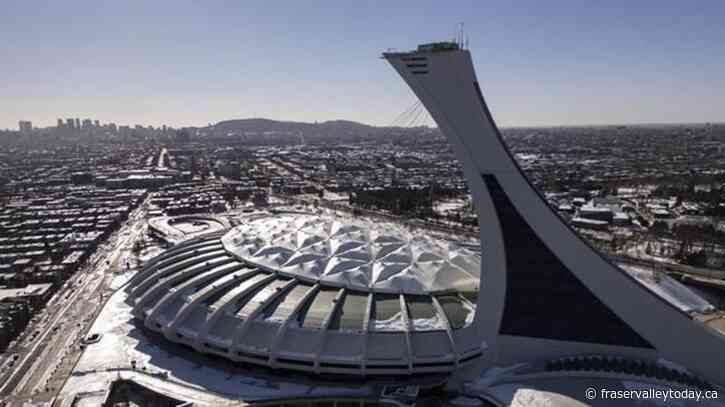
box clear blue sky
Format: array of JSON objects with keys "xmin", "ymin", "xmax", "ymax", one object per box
[{"xmin": 2, "ymin": 0, "xmax": 724, "ymax": 130}]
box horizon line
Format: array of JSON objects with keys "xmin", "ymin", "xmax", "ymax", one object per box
[{"xmin": 3, "ymin": 117, "xmax": 725, "ymax": 133}]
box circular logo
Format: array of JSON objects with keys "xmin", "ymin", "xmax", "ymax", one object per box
[{"xmin": 585, "ymin": 387, "xmax": 597, "ymax": 400}]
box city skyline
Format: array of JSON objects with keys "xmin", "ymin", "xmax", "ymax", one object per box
[
  {"xmin": 9, "ymin": 115, "xmax": 725, "ymax": 135},
  {"xmin": 2, "ymin": 0, "xmax": 724, "ymax": 130}
]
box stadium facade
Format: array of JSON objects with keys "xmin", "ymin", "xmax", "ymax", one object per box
[{"xmin": 128, "ymin": 213, "xmax": 483, "ymax": 376}]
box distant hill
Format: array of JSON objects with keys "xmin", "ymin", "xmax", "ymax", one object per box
[{"xmin": 209, "ymin": 118, "xmax": 381, "ymax": 136}]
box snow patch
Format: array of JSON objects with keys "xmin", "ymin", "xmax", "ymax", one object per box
[
  {"xmin": 410, "ymin": 313, "xmax": 446, "ymax": 331},
  {"xmin": 463, "ymin": 300, "xmax": 476, "ymax": 326},
  {"xmin": 484, "ymin": 385, "xmax": 588, "ymax": 407},
  {"xmin": 373, "ymin": 312, "xmax": 407, "ymax": 331},
  {"xmin": 620, "ymin": 265, "xmax": 714, "ymax": 313}
]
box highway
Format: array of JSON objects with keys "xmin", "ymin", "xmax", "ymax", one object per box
[{"xmin": 0, "ymin": 197, "xmax": 151, "ymax": 406}]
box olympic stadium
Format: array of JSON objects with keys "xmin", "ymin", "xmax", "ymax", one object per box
[
  {"xmin": 128, "ymin": 212, "xmax": 483, "ymax": 376},
  {"xmin": 56, "ymin": 40, "xmax": 725, "ymax": 406}
]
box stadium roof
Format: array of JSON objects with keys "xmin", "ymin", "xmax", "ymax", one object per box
[{"xmin": 222, "ymin": 213, "xmax": 480, "ymax": 295}]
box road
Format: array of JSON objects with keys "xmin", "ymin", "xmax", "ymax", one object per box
[
  {"xmin": 0, "ymin": 197, "xmax": 151, "ymax": 405},
  {"xmin": 158, "ymin": 147, "xmax": 168, "ymax": 170},
  {"xmin": 610, "ymin": 253, "xmax": 725, "ymax": 281}
]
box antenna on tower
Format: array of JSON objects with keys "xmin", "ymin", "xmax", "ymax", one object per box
[{"xmin": 458, "ymin": 22, "xmax": 465, "ymax": 48}]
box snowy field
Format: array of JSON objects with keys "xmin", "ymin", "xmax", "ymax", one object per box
[{"xmin": 619, "ymin": 264, "xmax": 715, "ymax": 313}]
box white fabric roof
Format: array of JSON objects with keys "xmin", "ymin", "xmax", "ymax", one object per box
[{"xmin": 221, "ymin": 213, "xmax": 480, "ymax": 294}]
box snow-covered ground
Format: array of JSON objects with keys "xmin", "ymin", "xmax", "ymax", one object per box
[
  {"xmin": 107, "ymin": 246, "xmax": 166, "ymax": 290},
  {"xmin": 174, "ymin": 221, "xmax": 211, "ymax": 234},
  {"xmin": 410, "ymin": 313, "xmax": 447, "ymax": 331},
  {"xmin": 624, "ymin": 243, "xmax": 679, "ymax": 265},
  {"xmin": 323, "ymin": 191, "xmax": 349, "ymax": 202},
  {"xmin": 480, "ymin": 377, "xmax": 723, "ymax": 407},
  {"xmin": 58, "ymin": 287, "xmax": 373, "ymax": 405},
  {"xmin": 138, "ymin": 245, "xmax": 165, "ymax": 263},
  {"xmin": 467, "ymin": 364, "xmax": 724, "ymax": 407},
  {"xmin": 487, "ymin": 385, "xmax": 588, "ymax": 407},
  {"xmin": 373, "ymin": 312, "xmax": 407, "ymax": 331},
  {"xmin": 434, "ymin": 198, "xmax": 468, "ymax": 215},
  {"xmin": 619, "ymin": 264, "xmax": 715, "ymax": 313}
]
